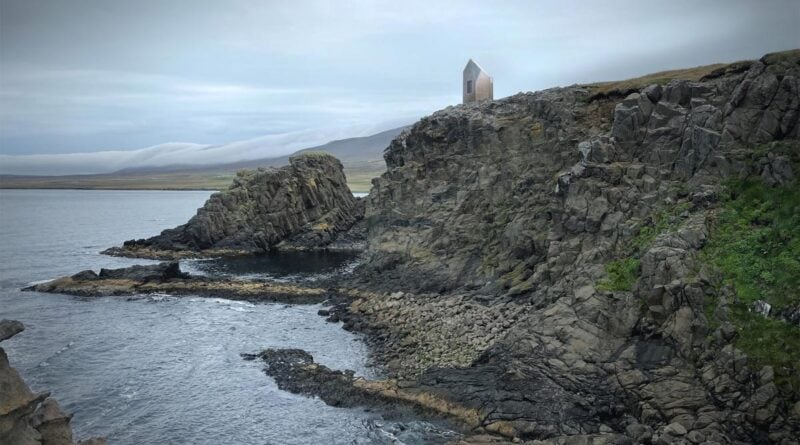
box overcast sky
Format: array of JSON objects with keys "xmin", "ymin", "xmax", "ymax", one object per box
[{"xmin": 1, "ymin": 0, "xmax": 798, "ymax": 160}]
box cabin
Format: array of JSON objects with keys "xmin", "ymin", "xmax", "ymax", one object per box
[{"xmin": 463, "ymin": 59, "xmax": 493, "ymax": 104}]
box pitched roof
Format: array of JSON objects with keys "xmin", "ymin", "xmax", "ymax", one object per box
[{"xmin": 464, "ymin": 58, "xmax": 489, "ymax": 74}]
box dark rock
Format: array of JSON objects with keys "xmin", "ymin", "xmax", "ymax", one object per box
[
  {"xmin": 97, "ymin": 261, "xmax": 185, "ymax": 281},
  {"xmin": 341, "ymin": 49, "xmax": 800, "ymax": 443},
  {"xmin": 0, "ymin": 319, "xmax": 24, "ymax": 342},
  {"xmin": 69, "ymin": 270, "xmax": 98, "ymax": 281},
  {"xmin": 105, "ymin": 153, "xmax": 365, "ymax": 259}
]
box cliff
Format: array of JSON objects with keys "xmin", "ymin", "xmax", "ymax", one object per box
[
  {"xmin": 0, "ymin": 320, "xmax": 105, "ymax": 445},
  {"xmin": 344, "ymin": 50, "xmax": 800, "ymax": 443},
  {"xmin": 105, "ymin": 152, "xmax": 365, "ymax": 259}
]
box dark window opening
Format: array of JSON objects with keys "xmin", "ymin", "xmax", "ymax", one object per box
[{"xmin": 466, "ymin": 80, "xmax": 473, "ymax": 94}]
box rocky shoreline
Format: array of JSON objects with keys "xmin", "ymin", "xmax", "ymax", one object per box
[
  {"xmin": 1, "ymin": 320, "xmax": 105, "ymax": 445},
  {"xmin": 16, "ymin": 49, "xmax": 800, "ymax": 444},
  {"xmin": 24, "ymin": 262, "xmax": 336, "ymax": 304}
]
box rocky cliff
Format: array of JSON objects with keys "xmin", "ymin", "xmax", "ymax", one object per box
[
  {"xmin": 1, "ymin": 320, "xmax": 105, "ymax": 445},
  {"xmin": 344, "ymin": 50, "xmax": 800, "ymax": 443},
  {"xmin": 105, "ymin": 152, "xmax": 364, "ymax": 259}
]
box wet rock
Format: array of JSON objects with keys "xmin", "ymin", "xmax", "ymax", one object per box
[{"xmin": 25, "ymin": 263, "xmax": 331, "ymax": 304}]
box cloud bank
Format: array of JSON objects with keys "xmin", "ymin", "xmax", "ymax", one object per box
[{"xmin": 0, "ymin": 124, "xmax": 398, "ymax": 176}]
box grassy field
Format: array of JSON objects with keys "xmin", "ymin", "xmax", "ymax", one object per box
[{"xmin": 0, "ymin": 167, "xmax": 383, "ymax": 193}]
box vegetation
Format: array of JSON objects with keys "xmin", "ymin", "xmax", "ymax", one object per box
[
  {"xmin": 631, "ymin": 202, "xmax": 692, "ymax": 253},
  {"xmin": 586, "ymin": 63, "xmax": 728, "ymax": 98},
  {"xmin": 598, "ymin": 200, "xmax": 692, "ymax": 292},
  {"xmin": 703, "ymin": 166, "xmax": 800, "ymax": 393},
  {"xmin": 598, "ymin": 258, "xmax": 641, "ymax": 291},
  {"xmin": 0, "ymin": 167, "xmax": 383, "ymax": 194}
]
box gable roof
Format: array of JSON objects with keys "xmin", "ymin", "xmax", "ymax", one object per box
[{"xmin": 464, "ymin": 58, "xmax": 489, "ymax": 75}]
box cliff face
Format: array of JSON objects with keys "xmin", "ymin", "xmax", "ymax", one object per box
[
  {"xmin": 108, "ymin": 153, "xmax": 364, "ymax": 259},
  {"xmin": 364, "ymin": 52, "xmax": 799, "ymax": 295},
  {"xmin": 351, "ymin": 50, "xmax": 800, "ymax": 443},
  {"xmin": 0, "ymin": 320, "xmax": 105, "ymax": 445}
]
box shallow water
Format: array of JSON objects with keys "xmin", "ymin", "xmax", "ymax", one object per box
[{"xmin": 0, "ymin": 189, "xmax": 458, "ymax": 445}]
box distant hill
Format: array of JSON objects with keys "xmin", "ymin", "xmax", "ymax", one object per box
[
  {"xmin": 0, "ymin": 126, "xmax": 408, "ymax": 193},
  {"xmin": 112, "ymin": 126, "xmax": 405, "ymax": 175}
]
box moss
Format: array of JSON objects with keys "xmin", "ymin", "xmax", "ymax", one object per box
[
  {"xmin": 705, "ymin": 178, "xmax": 800, "ymax": 308},
  {"xmin": 631, "ymin": 201, "xmax": 691, "ymax": 253},
  {"xmin": 703, "ymin": 169, "xmax": 800, "ymax": 394},
  {"xmin": 598, "ymin": 200, "xmax": 691, "ymax": 293},
  {"xmin": 728, "ymin": 305, "xmax": 800, "ymax": 393},
  {"xmin": 598, "ymin": 258, "xmax": 641, "ymax": 291}
]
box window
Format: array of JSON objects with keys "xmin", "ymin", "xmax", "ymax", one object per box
[{"xmin": 466, "ymin": 80, "xmax": 473, "ymax": 94}]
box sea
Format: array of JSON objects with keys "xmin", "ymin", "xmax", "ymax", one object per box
[{"xmin": 0, "ymin": 189, "xmax": 458, "ymax": 445}]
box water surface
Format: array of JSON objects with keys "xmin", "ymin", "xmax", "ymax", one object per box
[{"xmin": 0, "ymin": 189, "xmax": 457, "ymax": 444}]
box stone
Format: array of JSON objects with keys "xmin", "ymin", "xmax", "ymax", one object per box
[
  {"xmin": 0, "ymin": 319, "xmax": 24, "ymax": 342},
  {"xmin": 104, "ymin": 153, "xmax": 365, "ymax": 259},
  {"xmin": 1, "ymin": 320, "xmax": 105, "ymax": 444}
]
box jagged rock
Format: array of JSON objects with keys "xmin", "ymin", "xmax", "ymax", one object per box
[
  {"xmin": 751, "ymin": 300, "xmax": 772, "ymax": 317},
  {"xmin": 97, "ymin": 261, "xmax": 185, "ymax": 281},
  {"xmin": 343, "ymin": 50, "xmax": 800, "ymax": 443},
  {"xmin": 104, "ymin": 153, "xmax": 365, "ymax": 259}
]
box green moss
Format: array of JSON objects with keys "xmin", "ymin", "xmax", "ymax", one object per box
[
  {"xmin": 703, "ymin": 170, "xmax": 800, "ymax": 394},
  {"xmin": 728, "ymin": 305, "xmax": 800, "ymax": 393},
  {"xmin": 631, "ymin": 201, "xmax": 691, "ymax": 253},
  {"xmin": 598, "ymin": 258, "xmax": 641, "ymax": 291},
  {"xmin": 705, "ymin": 179, "xmax": 800, "ymax": 308}
]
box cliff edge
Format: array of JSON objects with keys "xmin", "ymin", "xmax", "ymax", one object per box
[{"xmin": 342, "ymin": 50, "xmax": 800, "ymax": 443}]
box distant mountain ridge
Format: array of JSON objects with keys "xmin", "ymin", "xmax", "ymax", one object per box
[
  {"xmin": 0, "ymin": 126, "xmax": 408, "ymax": 192},
  {"xmin": 112, "ymin": 126, "xmax": 406, "ymax": 175}
]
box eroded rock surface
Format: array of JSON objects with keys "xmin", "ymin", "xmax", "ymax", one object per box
[
  {"xmin": 0, "ymin": 320, "xmax": 106, "ymax": 445},
  {"xmin": 337, "ymin": 50, "xmax": 800, "ymax": 443},
  {"xmin": 104, "ymin": 153, "xmax": 365, "ymax": 259}
]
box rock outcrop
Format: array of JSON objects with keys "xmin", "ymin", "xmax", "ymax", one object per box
[
  {"xmin": 0, "ymin": 320, "xmax": 105, "ymax": 445},
  {"xmin": 104, "ymin": 153, "xmax": 365, "ymax": 259},
  {"xmin": 25, "ymin": 262, "xmax": 331, "ymax": 303},
  {"xmin": 339, "ymin": 50, "xmax": 800, "ymax": 443}
]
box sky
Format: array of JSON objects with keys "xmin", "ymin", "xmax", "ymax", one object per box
[{"xmin": 0, "ymin": 0, "xmax": 798, "ymax": 174}]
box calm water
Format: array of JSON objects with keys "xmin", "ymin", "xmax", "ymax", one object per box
[{"xmin": 0, "ymin": 189, "xmax": 457, "ymax": 445}]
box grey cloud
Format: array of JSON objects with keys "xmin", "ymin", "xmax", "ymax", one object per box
[{"xmin": 0, "ymin": 0, "xmax": 797, "ymax": 161}]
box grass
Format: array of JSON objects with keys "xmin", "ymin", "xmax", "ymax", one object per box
[
  {"xmin": 598, "ymin": 258, "xmax": 641, "ymax": 291},
  {"xmin": 598, "ymin": 200, "xmax": 692, "ymax": 292},
  {"xmin": 586, "ymin": 63, "xmax": 728, "ymax": 99},
  {"xmin": 631, "ymin": 202, "xmax": 692, "ymax": 253},
  {"xmin": 585, "ymin": 49, "xmax": 800, "ymax": 101},
  {"xmin": 705, "ymin": 179, "xmax": 800, "ymax": 308},
  {"xmin": 0, "ymin": 167, "xmax": 384, "ymax": 194},
  {"xmin": 703, "ymin": 170, "xmax": 800, "ymax": 393}
]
